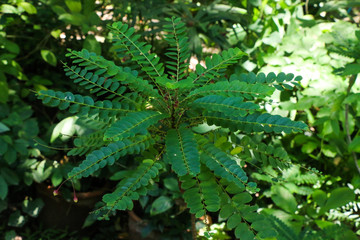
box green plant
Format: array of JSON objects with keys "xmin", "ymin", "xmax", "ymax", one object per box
[
  {"xmin": 36, "ymin": 16, "xmax": 309, "ymax": 238},
  {"xmin": 255, "ymin": 14, "xmax": 360, "ymax": 238}
]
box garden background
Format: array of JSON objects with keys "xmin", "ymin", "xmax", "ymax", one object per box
[{"xmin": 1, "ymin": 0, "xmax": 360, "ymax": 239}]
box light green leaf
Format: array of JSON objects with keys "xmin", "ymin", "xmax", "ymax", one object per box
[
  {"xmin": 349, "ymin": 137, "xmax": 360, "ymax": 153},
  {"xmin": 51, "ymin": 29, "xmax": 62, "ymax": 39},
  {"xmin": 18, "ymin": 2, "xmax": 37, "ymax": 14},
  {"xmin": 323, "ymin": 187, "xmax": 355, "ymax": 212},
  {"xmin": 312, "ymin": 189, "xmax": 327, "ymax": 207},
  {"xmin": 0, "ymin": 122, "xmax": 10, "ymax": 133},
  {"xmin": 150, "ymin": 196, "xmax": 173, "ymax": 215},
  {"xmin": 271, "ymin": 185, "xmax": 297, "ymax": 213},
  {"xmin": 84, "ymin": 35, "xmax": 101, "ymax": 55},
  {"xmin": 41, "ymin": 50, "xmax": 57, "ymax": 66},
  {"xmin": 59, "ymin": 13, "xmax": 85, "ymax": 26},
  {"xmin": 51, "ymin": 116, "xmax": 78, "ymax": 142},
  {"xmin": 65, "ymin": 0, "xmax": 82, "ymax": 13},
  {"xmin": 0, "ymin": 4, "xmax": 18, "ymax": 14}
]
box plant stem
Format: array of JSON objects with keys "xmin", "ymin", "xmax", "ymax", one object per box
[
  {"xmin": 191, "ymin": 213, "xmax": 197, "ymax": 240},
  {"xmin": 345, "ymin": 75, "xmax": 360, "ymax": 174}
]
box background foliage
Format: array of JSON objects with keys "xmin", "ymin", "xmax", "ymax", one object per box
[{"xmin": 0, "ymin": 0, "xmax": 359, "ymax": 239}]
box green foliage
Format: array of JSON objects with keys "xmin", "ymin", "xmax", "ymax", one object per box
[
  {"xmin": 99, "ymin": 159, "xmax": 162, "ymax": 214},
  {"xmin": 36, "ymin": 15, "xmax": 310, "ymax": 239}
]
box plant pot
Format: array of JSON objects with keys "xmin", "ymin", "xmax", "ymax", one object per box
[{"xmin": 35, "ymin": 182, "xmax": 106, "ymax": 231}]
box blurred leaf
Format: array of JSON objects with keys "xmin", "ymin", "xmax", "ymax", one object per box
[
  {"xmin": 242, "ymin": 60, "xmax": 257, "ymax": 72},
  {"xmin": 349, "ymin": 137, "xmax": 360, "ymax": 153},
  {"xmin": 59, "ymin": 13, "xmax": 85, "ymax": 26},
  {"xmin": 51, "ymin": 169, "xmax": 63, "ymax": 187},
  {"xmin": 5, "ymin": 230, "xmax": 16, "ymax": 240},
  {"xmin": 0, "ymin": 176, "xmax": 8, "ymax": 200},
  {"xmin": 319, "ymin": 1, "xmax": 360, "ymax": 13},
  {"xmin": 301, "ymin": 141, "xmax": 318, "ymax": 154},
  {"xmin": 8, "ymin": 210, "xmax": 26, "ymax": 227},
  {"xmin": 32, "ymin": 160, "xmax": 53, "ymax": 183},
  {"xmin": 0, "ymin": 4, "xmax": 18, "ymax": 14},
  {"xmin": 22, "ymin": 198, "xmax": 44, "ymax": 217},
  {"xmin": 150, "ymin": 196, "xmax": 173, "ymax": 215},
  {"xmin": 84, "ymin": 35, "xmax": 101, "ymax": 55},
  {"xmin": 312, "ymin": 190, "xmax": 327, "ymax": 207},
  {"xmin": 0, "ymin": 81, "xmax": 9, "ymax": 103},
  {"xmin": 40, "ymin": 50, "xmax": 57, "ymax": 66},
  {"xmin": 51, "ymin": 29, "xmax": 62, "ymax": 39},
  {"xmin": 65, "ymin": 0, "xmax": 82, "ymax": 13},
  {"xmin": 0, "ymin": 168, "xmax": 19, "ymax": 185},
  {"xmin": 231, "ymin": 146, "xmax": 243, "ymax": 155},
  {"xmin": 0, "ymin": 199, "xmax": 7, "ymax": 213},
  {"xmin": 4, "ymin": 147, "xmax": 16, "ymax": 165},
  {"xmin": 139, "ymin": 196, "xmax": 149, "ymax": 209},
  {"xmin": 342, "ymin": 63, "xmax": 360, "ymax": 76},
  {"xmin": 192, "ymin": 123, "xmax": 218, "ymax": 134},
  {"xmin": 323, "ymin": 187, "xmax": 355, "ymax": 212},
  {"xmin": 249, "ymin": 0, "xmax": 261, "ymax": 7},
  {"xmin": 263, "ymin": 32, "xmax": 282, "ymax": 47},
  {"xmin": 51, "ymin": 116, "xmax": 78, "ymax": 142},
  {"xmin": 110, "ymin": 170, "xmax": 132, "ymax": 181},
  {"xmin": 0, "ymin": 122, "xmax": 9, "ymax": 133},
  {"xmin": 271, "ymin": 185, "xmax": 297, "ymax": 213},
  {"xmin": 51, "ymin": 5, "xmax": 66, "ymax": 15},
  {"xmin": 164, "ymin": 178, "xmax": 179, "ymax": 192},
  {"xmin": 18, "ymin": 2, "xmax": 37, "ymax": 14},
  {"xmin": 0, "ymin": 138, "xmax": 9, "ymax": 155},
  {"xmin": 322, "ymin": 144, "xmax": 337, "ymax": 158}
]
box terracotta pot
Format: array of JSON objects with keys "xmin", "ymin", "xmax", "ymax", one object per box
[{"xmin": 35, "ymin": 183, "xmax": 106, "ymax": 231}]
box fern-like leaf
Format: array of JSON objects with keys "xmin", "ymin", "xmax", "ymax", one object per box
[
  {"xmin": 238, "ymin": 136, "xmax": 291, "ymax": 169},
  {"xmin": 184, "ymin": 80, "xmax": 274, "ymax": 102},
  {"xmin": 104, "ymin": 111, "xmax": 167, "ymax": 141},
  {"xmin": 180, "ymin": 174, "xmax": 206, "ymax": 218},
  {"xmin": 163, "ymin": 16, "xmax": 190, "ymax": 81},
  {"xmin": 101, "ymin": 159, "xmax": 162, "ymax": 212},
  {"xmin": 264, "ymin": 214, "xmax": 300, "ymax": 240},
  {"xmin": 230, "ymin": 72, "xmax": 303, "ymax": 91},
  {"xmin": 68, "ymin": 135, "xmax": 154, "ymax": 179},
  {"xmin": 219, "ymin": 181, "xmax": 277, "ymax": 239},
  {"xmin": 66, "ymin": 49, "xmax": 160, "ymax": 99},
  {"xmin": 205, "ymin": 112, "xmax": 308, "ymax": 134},
  {"xmin": 199, "ymin": 142, "xmax": 250, "ymax": 190},
  {"xmin": 188, "ymin": 48, "xmax": 246, "ymax": 85},
  {"xmin": 191, "ymin": 95, "xmax": 260, "ymax": 117},
  {"xmin": 68, "ymin": 129, "xmax": 107, "ymax": 156},
  {"xmin": 37, "ymin": 90, "xmax": 133, "ymax": 121},
  {"xmin": 165, "ymin": 125, "xmax": 200, "ymax": 176},
  {"xmin": 109, "ymin": 22, "xmax": 164, "ymax": 80}
]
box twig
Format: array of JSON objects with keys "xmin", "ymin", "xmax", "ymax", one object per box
[
  {"xmin": 15, "ymin": 34, "xmax": 51, "ymax": 61},
  {"xmin": 345, "ymin": 75, "xmax": 360, "ymax": 174},
  {"xmin": 191, "ymin": 213, "xmax": 197, "ymax": 240}
]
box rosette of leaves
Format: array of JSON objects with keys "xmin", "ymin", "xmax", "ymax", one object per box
[{"xmin": 36, "ymin": 16, "xmax": 307, "ymax": 239}]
